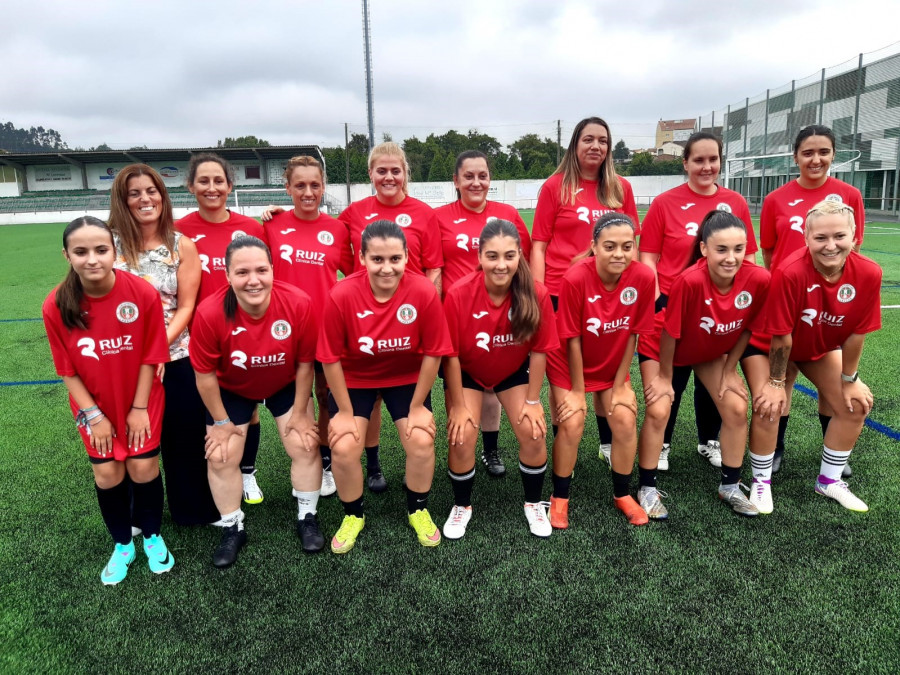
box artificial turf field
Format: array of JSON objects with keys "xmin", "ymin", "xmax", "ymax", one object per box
[{"xmin": 1, "ymin": 213, "xmax": 898, "ymax": 673}]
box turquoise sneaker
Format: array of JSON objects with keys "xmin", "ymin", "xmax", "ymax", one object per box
[
  {"xmin": 143, "ymin": 534, "xmax": 175, "ymax": 574},
  {"xmin": 101, "ymin": 541, "xmax": 135, "ymax": 585}
]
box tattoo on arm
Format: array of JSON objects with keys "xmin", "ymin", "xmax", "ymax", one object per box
[{"xmin": 769, "ymin": 347, "xmax": 788, "ymax": 379}]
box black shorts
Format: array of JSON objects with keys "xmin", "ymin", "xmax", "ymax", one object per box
[
  {"xmin": 327, "ymin": 384, "xmax": 432, "ymax": 422},
  {"xmin": 314, "ymin": 359, "xmax": 325, "ymax": 375},
  {"xmin": 550, "ymin": 294, "xmax": 559, "ymax": 312},
  {"xmin": 635, "ymin": 357, "xmax": 692, "ymax": 397},
  {"xmin": 208, "ymin": 381, "xmax": 296, "ymax": 426},
  {"xmin": 461, "ymin": 357, "xmax": 530, "ymax": 393},
  {"xmin": 88, "ymin": 446, "xmax": 161, "ymax": 465},
  {"xmin": 655, "ymin": 293, "xmax": 668, "ymax": 314},
  {"xmin": 740, "ymin": 343, "xmax": 766, "ymax": 360}
]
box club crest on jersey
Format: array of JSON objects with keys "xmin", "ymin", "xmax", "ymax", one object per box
[
  {"xmin": 619, "ymin": 287, "xmax": 638, "ymax": 306},
  {"xmin": 317, "ymin": 231, "xmax": 334, "ymax": 246},
  {"xmin": 716, "ymin": 203, "xmax": 732, "ymax": 213},
  {"xmin": 271, "ymin": 320, "xmax": 291, "ymax": 340},
  {"xmin": 825, "ymin": 194, "xmax": 844, "ymax": 204},
  {"xmin": 231, "ymin": 230, "xmax": 248, "ymax": 241},
  {"xmin": 116, "ymin": 302, "xmax": 139, "ymax": 323},
  {"xmin": 837, "ymin": 284, "xmax": 856, "ymax": 303},
  {"xmin": 395, "ymin": 214, "xmax": 412, "ymax": 228},
  {"xmin": 397, "ymin": 304, "xmax": 417, "ymax": 324},
  {"xmin": 734, "ymin": 291, "xmax": 752, "ymax": 310}
]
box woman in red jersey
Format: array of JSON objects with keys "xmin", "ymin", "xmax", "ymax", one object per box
[
  {"xmin": 43, "ymin": 217, "xmax": 174, "ymax": 585},
  {"xmin": 108, "ymin": 164, "xmax": 212, "ymax": 526},
  {"xmin": 177, "ymin": 153, "xmax": 269, "ymax": 507},
  {"xmin": 758, "ymin": 125, "xmax": 865, "ymax": 476},
  {"xmin": 547, "ymin": 213, "xmax": 655, "ymax": 527},
  {"xmin": 530, "ymin": 117, "xmax": 640, "ymax": 502},
  {"xmin": 191, "ymin": 236, "xmax": 321, "ymax": 567},
  {"xmin": 436, "ymin": 149, "xmax": 532, "ymax": 478},
  {"xmin": 264, "ymin": 155, "xmax": 355, "ymax": 501},
  {"xmin": 640, "ymin": 211, "xmax": 772, "ymax": 517},
  {"xmin": 755, "ymin": 200, "xmax": 880, "ymax": 513},
  {"xmin": 319, "ymin": 221, "xmax": 453, "ymax": 554},
  {"xmin": 442, "ymin": 219, "xmax": 557, "ymax": 539},
  {"xmin": 639, "ymin": 132, "xmax": 759, "ymax": 472}
]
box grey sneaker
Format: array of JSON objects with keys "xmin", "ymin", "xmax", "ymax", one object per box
[
  {"xmin": 698, "ymin": 440, "xmax": 722, "ymax": 467},
  {"xmin": 717, "ymin": 482, "xmax": 759, "ymax": 516},
  {"xmin": 598, "ymin": 443, "xmax": 612, "ymax": 467},
  {"xmin": 658, "ymin": 443, "xmax": 671, "ymax": 471},
  {"xmin": 638, "ymin": 486, "xmax": 669, "ymax": 520}
]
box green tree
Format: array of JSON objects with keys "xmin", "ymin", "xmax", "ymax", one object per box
[
  {"xmin": 612, "ymin": 140, "xmax": 630, "ymax": 161},
  {"xmin": 217, "ymin": 135, "xmax": 271, "ymax": 148},
  {"xmin": 625, "ymin": 152, "xmax": 654, "ymax": 176},
  {"xmin": 427, "ymin": 147, "xmax": 448, "ymax": 181}
]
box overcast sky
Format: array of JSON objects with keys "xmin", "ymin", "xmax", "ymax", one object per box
[{"xmin": 2, "ymin": 0, "xmax": 898, "ymax": 152}]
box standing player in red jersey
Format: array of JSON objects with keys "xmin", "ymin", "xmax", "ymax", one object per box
[
  {"xmin": 639, "ymin": 132, "xmax": 759, "ymax": 473},
  {"xmin": 43, "ymin": 217, "xmax": 174, "ymax": 585},
  {"xmin": 436, "ymin": 149, "xmax": 532, "ymax": 479},
  {"xmin": 755, "ymin": 201, "xmax": 880, "ymax": 513},
  {"xmin": 758, "ymin": 125, "xmax": 865, "ymax": 477},
  {"xmin": 442, "ymin": 219, "xmax": 558, "ymax": 539},
  {"xmin": 531, "ymin": 117, "xmax": 640, "ymax": 473},
  {"xmin": 264, "ymin": 155, "xmax": 355, "ymax": 502},
  {"xmin": 318, "ymin": 221, "xmax": 453, "ymax": 554},
  {"xmin": 191, "ymin": 237, "xmax": 321, "ymax": 567},
  {"xmin": 641, "ymin": 211, "xmax": 772, "ymax": 517},
  {"xmin": 176, "ymin": 153, "xmax": 269, "ymax": 507},
  {"xmin": 547, "ymin": 213, "xmax": 655, "ymax": 527}
]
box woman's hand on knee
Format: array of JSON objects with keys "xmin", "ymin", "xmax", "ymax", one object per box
[
  {"xmin": 285, "ymin": 410, "xmax": 319, "ymax": 451},
  {"xmin": 517, "ymin": 401, "xmax": 546, "ymax": 440},
  {"xmin": 405, "ymin": 405, "xmax": 436, "ymax": 440},
  {"xmin": 610, "ymin": 383, "xmax": 638, "ymax": 417},
  {"xmin": 718, "ymin": 368, "xmax": 749, "ymax": 403},
  {"xmin": 842, "ymin": 379, "xmax": 873, "ymax": 415},
  {"xmin": 328, "ymin": 411, "xmax": 360, "ymax": 447},
  {"xmin": 447, "ymin": 405, "xmax": 477, "ymax": 446},
  {"xmin": 204, "ymin": 422, "xmax": 242, "ymax": 463},
  {"xmin": 556, "ymin": 390, "xmax": 586, "ymax": 423}
]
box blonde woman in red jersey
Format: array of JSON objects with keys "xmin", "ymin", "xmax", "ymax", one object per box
[{"xmin": 436, "ymin": 149, "xmax": 532, "ymax": 478}]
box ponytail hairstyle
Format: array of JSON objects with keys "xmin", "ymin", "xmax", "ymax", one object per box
[
  {"xmin": 223, "ymin": 236, "xmax": 272, "ymax": 322},
  {"xmin": 478, "ymin": 219, "xmax": 541, "ymax": 343},
  {"xmin": 574, "ymin": 212, "xmax": 636, "ymax": 262},
  {"xmin": 56, "ymin": 216, "xmax": 115, "ymax": 330},
  {"xmin": 360, "ymin": 219, "xmax": 407, "ymax": 254},
  {"xmin": 108, "ymin": 164, "xmax": 175, "ymax": 269},
  {"xmin": 688, "ymin": 210, "xmax": 747, "ymax": 266},
  {"xmin": 551, "ymin": 117, "xmax": 624, "ymax": 209}
]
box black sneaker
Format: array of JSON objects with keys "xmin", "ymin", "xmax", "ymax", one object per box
[
  {"xmin": 367, "ymin": 470, "xmax": 388, "ymax": 494},
  {"xmin": 772, "ymin": 450, "xmax": 784, "ymax": 474},
  {"xmin": 481, "ymin": 448, "xmax": 506, "ymax": 477},
  {"xmin": 296, "ymin": 513, "xmax": 325, "ymax": 553},
  {"xmin": 213, "ymin": 524, "xmax": 246, "ymax": 568}
]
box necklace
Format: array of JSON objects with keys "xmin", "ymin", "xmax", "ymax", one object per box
[{"xmin": 813, "ymin": 262, "xmax": 844, "ymax": 280}]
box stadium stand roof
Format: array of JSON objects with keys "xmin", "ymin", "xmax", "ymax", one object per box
[{"xmin": 0, "ymin": 145, "xmax": 322, "ymax": 167}]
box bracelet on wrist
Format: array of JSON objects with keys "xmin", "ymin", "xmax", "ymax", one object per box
[
  {"xmin": 213, "ymin": 417, "xmax": 231, "ymax": 426},
  {"xmin": 767, "ymin": 379, "xmax": 786, "ymax": 390},
  {"xmin": 841, "ymin": 371, "xmax": 859, "ymax": 383},
  {"xmin": 131, "ymin": 405, "xmax": 148, "ymax": 410},
  {"xmin": 88, "ymin": 413, "xmax": 106, "ymax": 426},
  {"xmin": 525, "ymin": 399, "xmax": 541, "ymax": 406}
]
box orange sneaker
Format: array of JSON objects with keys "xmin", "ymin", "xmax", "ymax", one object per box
[
  {"xmin": 549, "ymin": 496, "xmax": 569, "ymax": 529},
  {"xmin": 614, "ymin": 495, "xmax": 649, "ymax": 526}
]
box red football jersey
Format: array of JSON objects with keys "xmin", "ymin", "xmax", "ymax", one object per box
[
  {"xmin": 546, "ymin": 258, "xmax": 655, "ymax": 391},
  {"xmin": 532, "ymin": 173, "xmax": 641, "ymax": 295},
  {"xmin": 765, "ymin": 249, "xmax": 881, "ymax": 362},
  {"xmin": 435, "ymin": 200, "xmax": 532, "ymax": 296},
  {"xmin": 190, "ymin": 281, "xmax": 317, "ymax": 400},
  {"xmin": 264, "ymin": 211, "xmax": 354, "ymax": 313},
  {"xmin": 176, "ymin": 210, "xmax": 267, "ymax": 303},
  {"xmin": 43, "ymin": 270, "xmax": 169, "ymax": 460},
  {"xmin": 444, "ymin": 272, "xmax": 558, "ymax": 389},
  {"xmin": 317, "ymin": 270, "xmax": 453, "ymax": 389},
  {"xmin": 338, "ymin": 195, "xmax": 443, "ymax": 274},
  {"xmin": 760, "ymin": 177, "xmax": 865, "ymax": 270},
  {"xmin": 639, "ymin": 183, "xmax": 758, "ymax": 296}
]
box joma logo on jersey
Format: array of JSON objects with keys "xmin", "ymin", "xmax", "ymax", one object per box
[
  {"xmin": 475, "ymin": 332, "xmax": 515, "ymax": 351},
  {"xmin": 586, "ymin": 316, "xmax": 629, "ymax": 336}
]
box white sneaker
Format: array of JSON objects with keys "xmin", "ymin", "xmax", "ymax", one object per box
[
  {"xmin": 524, "ymin": 501, "xmax": 552, "ymax": 538},
  {"xmin": 749, "ymin": 478, "xmax": 773, "ymax": 514},
  {"xmin": 320, "ymin": 469, "xmax": 337, "ymax": 497},
  {"xmin": 242, "ymin": 471, "xmax": 264, "ymax": 504},
  {"xmin": 598, "ymin": 443, "xmax": 612, "ymax": 467},
  {"xmin": 658, "ymin": 443, "xmax": 671, "ymax": 471},
  {"xmin": 698, "ymin": 440, "xmax": 722, "ymax": 467},
  {"xmin": 638, "ymin": 486, "xmax": 669, "ymax": 519},
  {"xmin": 815, "ymin": 479, "xmax": 868, "ymax": 512},
  {"xmin": 442, "ymin": 505, "xmax": 473, "ymax": 540}
]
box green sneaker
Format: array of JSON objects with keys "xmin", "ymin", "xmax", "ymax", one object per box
[
  {"xmin": 143, "ymin": 534, "xmax": 175, "ymax": 574},
  {"xmin": 408, "ymin": 509, "xmax": 441, "ymax": 547},
  {"xmin": 101, "ymin": 541, "xmax": 135, "ymax": 585},
  {"xmin": 331, "ymin": 514, "xmax": 365, "ymax": 554}
]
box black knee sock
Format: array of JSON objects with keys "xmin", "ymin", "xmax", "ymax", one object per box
[
  {"xmin": 406, "ymin": 488, "xmax": 430, "ymax": 514},
  {"xmin": 95, "ymin": 479, "xmax": 132, "ymax": 545},
  {"xmin": 818, "ymin": 414, "xmax": 831, "ymax": 439},
  {"xmin": 664, "ymin": 389, "xmax": 683, "ymax": 445},
  {"xmin": 611, "ymin": 470, "xmax": 631, "ymax": 499},
  {"xmin": 552, "ymin": 472, "xmax": 572, "ymax": 499},
  {"xmin": 365, "ymin": 445, "xmax": 381, "ymax": 473},
  {"xmin": 240, "ymin": 422, "xmax": 261, "ymax": 474},
  {"xmin": 519, "ymin": 460, "xmax": 547, "ymax": 503},
  {"xmin": 776, "ymin": 415, "xmax": 789, "ymax": 453},
  {"xmin": 319, "ymin": 444, "xmax": 332, "ymax": 472},
  {"xmin": 481, "ymin": 430, "xmax": 499, "ymax": 454},
  {"xmin": 694, "ymin": 380, "xmax": 722, "ymax": 444},
  {"xmin": 341, "ymin": 496, "xmax": 364, "ymax": 518},
  {"xmin": 638, "ymin": 466, "xmax": 657, "ymax": 488},
  {"xmin": 449, "ymin": 468, "xmax": 476, "ymax": 507},
  {"xmin": 595, "ymin": 415, "xmax": 612, "ymax": 445},
  {"xmin": 132, "ymin": 474, "xmax": 163, "ymax": 537},
  {"xmin": 720, "ymin": 464, "xmax": 742, "ymax": 486}
]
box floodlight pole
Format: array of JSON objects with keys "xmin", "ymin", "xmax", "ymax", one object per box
[{"xmin": 362, "ymin": 0, "xmax": 375, "ymax": 152}]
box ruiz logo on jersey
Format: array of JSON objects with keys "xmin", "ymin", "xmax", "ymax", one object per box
[
  {"xmin": 116, "ymin": 302, "xmax": 139, "ymax": 323},
  {"xmin": 359, "ymin": 335, "xmax": 410, "ymax": 354},
  {"xmin": 476, "ymin": 331, "xmax": 515, "ymax": 351},
  {"xmin": 734, "ymin": 291, "xmax": 752, "ymax": 310},
  {"xmin": 837, "ymin": 284, "xmax": 856, "ymax": 303},
  {"xmin": 619, "ymin": 287, "xmax": 637, "ymax": 306},
  {"xmin": 231, "ymin": 349, "xmax": 286, "ymax": 369},
  {"xmin": 700, "ymin": 317, "xmax": 743, "ymax": 335},
  {"xmin": 397, "ymin": 304, "xmax": 417, "ymax": 324},
  {"xmin": 395, "ymin": 214, "xmax": 412, "ymax": 228},
  {"xmin": 271, "ymin": 320, "xmax": 291, "ymax": 340},
  {"xmin": 317, "ymin": 231, "xmax": 334, "ymax": 246}
]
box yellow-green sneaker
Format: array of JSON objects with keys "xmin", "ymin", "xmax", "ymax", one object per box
[
  {"xmin": 331, "ymin": 514, "xmax": 365, "ymax": 554},
  {"xmin": 408, "ymin": 508, "xmax": 441, "ymax": 547}
]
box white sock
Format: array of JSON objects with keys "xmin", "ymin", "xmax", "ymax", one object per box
[
  {"xmin": 819, "ymin": 445, "xmax": 851, "ymax": 482},
  {"xmin": 749, "ymin": 452, "xmax": 774, "ymax": 482},
  {"xmin": 292, "ymin": 489, "xmax": 320, "ymax": 518},
  {"xmin": 218, "ymin": 508, "xmax": 245, "ymax": 531}
]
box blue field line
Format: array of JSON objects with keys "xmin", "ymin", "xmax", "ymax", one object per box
[
  {"xmin": 0, "ymin": 379, "xmax": 62, "ymax": 386},
  {"xmin": 0, "ymin": 318, "xmax": 43, "ymax": 323},
  {"xmin": 794, "ymin": 383, "xmax": 900, "ymax": 442},
  {"xmin": 863, "ymin": 248, "xmax": 900, "ymax": 257}
]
